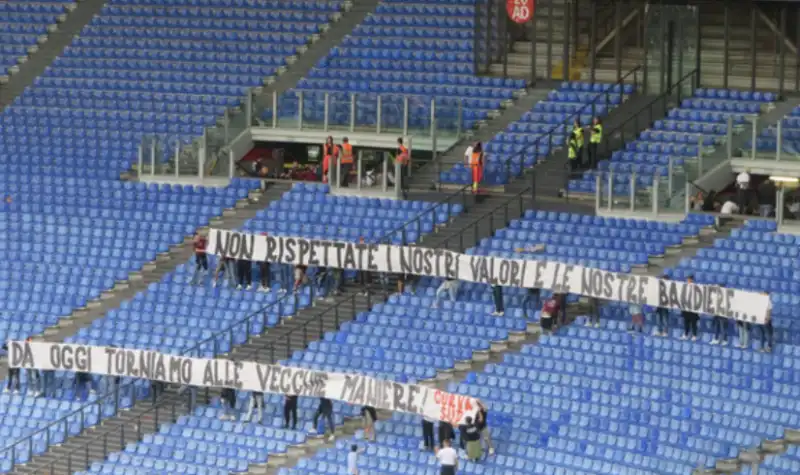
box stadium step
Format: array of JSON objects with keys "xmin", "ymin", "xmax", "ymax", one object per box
[
  {"xmin": 0, "ymin": 0, "xmax": 109, "ymax": 110},
  {"xmin": 0, "ymin": 181, "xmax": 292, "ymax": 379},
  {"xmin": 410, "ymin": 87, "xmax": 555, "ymax": 190}
]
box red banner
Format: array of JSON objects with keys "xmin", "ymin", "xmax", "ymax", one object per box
[{"xmin": 506, "ymin": 0, "xmax": 534, "ymax": 23}]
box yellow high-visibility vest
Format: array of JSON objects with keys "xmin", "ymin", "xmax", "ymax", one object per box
[{"xmin": 591, "ymin": 124, "xmax": 603, "ymax": 144}]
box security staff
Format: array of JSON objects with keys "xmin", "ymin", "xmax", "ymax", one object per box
[
  {"xmin": 567, "ymin": 131, "xmax": 579, "ymax": 174},
  {"xmin": 396, "ymin": 137, "xmax": 410, "ymax": 199},
  {"xmin": 571, "ymin": 119, "xmax": 584, "ymax": 166},
  {"xmin": 469, "ymin": 142, "xmax": 483, "ymax": 194},
  {"xmin": 588, "ymin": 116, "xmax": 602, "ymax": 168},
  {"xmin": 340, "ymin": 137, "xmax": 354, "ymax": 187}
]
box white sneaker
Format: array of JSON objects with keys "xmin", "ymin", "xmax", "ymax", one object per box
[
  {"xmin": 691, "ymin": 336, "xmax": 698, "ymax": 342},
  {"xmin": 594, "ymin": 322, "xmax": 600, "ymax": 328},
  {"xmin": 212, "ymin": 281, "xmax": 218, "ymax": 288},
  {"xmin": 258, "ymin": 286, "xmax": 267, "ymax": 293},
  {"xmin": 2, "ymin": 388, "xmax": 8, "ymax": 393},
  {"xmin": 326, "ymin": 434, "xmax": 334, "ymax": 442},
  {"xmin": 246, "ymin": 285, "xmax": 252, "ymax": 290},
  {"xmin": 710, "ymin": 339, "xmax": 718, "ymax": 345},
  {"xmin": 585, "ymin": 321, "xmax": 592, "ymax": 327},
  {"xmin": 679, "ymin": 334, "xmax": 687, "ymax": 340},
  {"xmin": 236, "ymin": 285, "xmax": 243, "ymax": 290},
  {"xmin": 489, "ymin": 448, "xmax": 496, "ymax": 456}
]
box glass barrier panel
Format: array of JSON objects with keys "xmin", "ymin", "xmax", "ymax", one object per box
[
  {"xmin": 433, "ymin": 98, "xmax": 462, "ymax": 140},
  {"xmin": 597, "ymin": 174, "xmax": 609, "ymax": 210},
  {"xmin": 353, "ymin": 94, "xmax": 377, "ymax": 131},
  {"xmin": 178, "ymin": 138, "xmax": 202, "ymax": 177},
  {"xmin": 378, "ymin": 95, "xmax": 406, "ymax": 135},
  {"xmin": 276, "ymin": 92, "xmax": 301, "ymax": 129},
  {"xmin": 227, "ymin": 108, "xmax": 247, "ymax": 144},
  {"xmin": 299, "ymin": 91, "xmax": 325, "ymax": 130},
  {"xmin": 406, "ymin": 96, "xmax": 434, "ymax": 137},
  {"xmin": 205, "ymin": 127, "xmax": 228, "ymax": 177},
  {"xmin": 327, "ymin": 92, "xmax": 351, "ymax": 131}
]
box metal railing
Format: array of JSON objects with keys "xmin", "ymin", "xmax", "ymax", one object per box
[
  {"xmin": 0, "ymin": 183, "xmax": 474, "ymax": 471},
  {"xmin": 589, "ymin": 69, "xmax": 703, "ymax": 211},
  {"xmin": 438, "ymin": 65, "xmax": 642, "ymax": 188},
  {"xmin": 741, "ymin": 115, "xmax": 800, "ymax": 162},
  {"xmin": 255, "ymin": 90, "xmax": 468, "ymax": 140}
]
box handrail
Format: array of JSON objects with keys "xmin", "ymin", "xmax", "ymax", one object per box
[
  {"xmin": 493, "ymin": 64, "xmax": 643, "ymax": 187},
  {"xmin": 596, "ymin": 68, "xmax": 699, "ymax": 168},
  {"xmin": 1, "ymin": 181, "xmax": 474, "ymax": 469}
]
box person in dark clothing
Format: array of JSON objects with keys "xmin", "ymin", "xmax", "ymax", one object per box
[
  {"xmin": 760, "ymin": 292, "xmax": 774, "ymax": 352},
  {"xmin": 757, "ymin": 179, "xmax": 777, "ymax": 217},
  {"xmin": 522, "ymin": 287, "xmax": 541, "ymax": 320},
  {"xmin": 681, "ymin": 276, "xmax": 699, "ymax": 341},
  {"xmin": 190, "ymin": 233, "xmax": 208, "ymax": 285},
  {"xmin": 701, "ymin": 190, "xmax": 717, "ymax": 212},
  {"xmin": 438, "ymin": 420, "xmax": 456, "ymax": 448},
  {"xmin": 237, "ymin": 258, "xmax": 253, "ymax": 290},
  {"xmin": 283, "ymin": 395, "xmax": 298, "ymax": 430},
  {"xmin": 4, "ymin": 361, "xmax": 20, "ymax": 394},
  {"xmin": 150, "ymin": 380, "xmax": 165, "ymax": 405},
  {"xmin": 586, "ymin": 296, "xmax": 601, "ymax": 327},
  {"xmin": 655, "ymin": 306, "xmax": 670, "ymax": 337},
  {"xmin": 220, "ymin": 387, "xmax": 237, "ymax": 420},
  {"xmin": 313, "ymin": 397, "xmax": 335, "ymax": 440},
  {"xmin": 559, "ymin": 293, "xmax": 568, "ymax": 327},
  {"xmin": 491, "ymin": 286, "xmax": 504, "ymax": 316},
  {"xmin": 74, "ymin": 371, "xmax": 93, "ymax": 400},
  {"xmin": 422, "ymin": 417, "xmax": 435, "ymax": 451},
  {"xmin": 463, "ymin": 416, "xmax": 483, "ymax": 461},
  {"xmin": 476, "ymin": 401, "xmax": 494, "ymax": 456},
  {"xmin": 259, "ymin": 261, "xmax": 271, "ymax": 292}
]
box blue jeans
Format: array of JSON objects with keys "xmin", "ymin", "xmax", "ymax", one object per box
[
  {"xmin": 713, "ymin": 316, "xmax": 728, "ymax": 342},
  {"xmin": 434, "ymin": 284, "xmax": 457, "ymax": 306},
  {"xmin": 738, "ymin": 322, "xmax": 750, "ymax": 347},
  {"xmin": 656, "ymin": 308, "xmax": 669, "ymax": 334},
  {"xmin": 761, "ymin": 322, "xmax": 774, "ymax": 349},
  {"xmin": 522, "ymin": 291, "xmax": 540, "ymax": 319}
]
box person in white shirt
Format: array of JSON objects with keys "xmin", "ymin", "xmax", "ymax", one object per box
[
  {"xmin": 736, "ymin": 169, "xmax": 751, "ymax": 212},
  {"xmin": 432, "ymin": 278, "xmax": 460, "ymax": 308},
  {"xmin": 347, "ymin": 444, "xmax": 363, "ymax": 475},
  {"xmin": 436, "ymin": 439, "xmax": 459, "ymax": 475},
  {"xmin": 463, "ymin": 144, "xmax": 474, "ymax": 165},
  {"xmin": 720, "ymin": 200, "xmax": 739, "ymax": 215}
]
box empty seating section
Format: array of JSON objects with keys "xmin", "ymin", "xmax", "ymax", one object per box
[
  {"xmin": 568, "ymin": 88, "xmax": 776, "ymax": 195},
  {"xmin": 78, "ymin": 397, "xmax": 362, "ymax": 475},
  {"xmin": 9, "ymin": 0, "xmax": 339, "ymax": 172},
  {"xmin": 270, "ymin": 0, "xmax": 525, "ymax": 132},
  {"xmin": 0, "ymin": 179, "xmax": 254, "ymax": 346},
  {"xmin": 439, "ymin": 82, "xmax": 633, "ymax": 186},
  {"xmin": 751, "ymin": 104, "xmax": 800, "ymax": 157},
  {"xmin": 243, "ymin": 182, "xmax": 462, "ymax": 244},
  {"xmin": 0, "ymin": 1, "xmax": 72, "ymax": 73},
  {"xmin": 472, "ymin": 210, "xmax": 714, "ymax": 273},
  {"xmin": 0, "ymin": 185, "xmax": 453, "ymax": 470}
]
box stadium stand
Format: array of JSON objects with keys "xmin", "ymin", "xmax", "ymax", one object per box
[
  {"xmin": 0, "ymin": 0, "xmax": 345, "ymax": 345},
  {"xmin": 438, "ymin": 81, "xmax": 634, "ymax": 186},
  {"xmin": 266, "ymin": 0, "xmax": 526, "ymax": 132},
  {"xmin": 750, "ymin": 104, "xmax": 800, "ymax": 157},
  {"xmin": 568, "ymin": 88, "xmax": 777, "ymax": 195},
  {"xmin": 0, "ymin": 0, "xmax": 73, "ymax": 75},
  {"xmin": 0, "ymin": 184, "xmax": 461, "ymax": 472},
  {"xmin": 64, "ymin": 211, "xmax": 715, "ymax": 475}
]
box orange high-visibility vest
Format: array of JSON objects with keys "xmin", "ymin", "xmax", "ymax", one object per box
[
  {"xmin": 470, "ymin": 151, "xmax": 482, "ymax": 167},
  {"xmin": 341, "ymin": 143, "xmax": 354, "ymax": 164},
  {"xmin": 397, "ymin": 145, "xmax": 409, "ymax": 165}
]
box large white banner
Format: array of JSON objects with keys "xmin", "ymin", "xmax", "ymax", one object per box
[
  {"xmin": 7, "ymin": 341, "xmax": 476, "ymax": 425},
  {"xmin": 208, "ymin": 229, "xmax": 770, "ymax": 324}
]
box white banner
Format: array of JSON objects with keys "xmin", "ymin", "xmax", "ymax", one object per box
[
  {"xmin": 6, "ymin": 341, "xmax": 476, "ymax": 425},
  {"xmin": 208, "ymin": 229, "xmax": 770, "ymax": 324}
]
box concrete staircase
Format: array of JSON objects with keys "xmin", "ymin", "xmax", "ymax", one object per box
[
  {"xmin": 409, "ymin": 87, "xmax": 554, "ymax": 189},
  {"xmin": 0, "ymin": 182, "xmax": 292, "ymax": 379},
  {"xmin": 590, "ymin": 3, "xmax": 798, "ymax": 90},
  {"xmin": 0, "ymin": 0, "xmax": 108, "ymax": 109}
]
